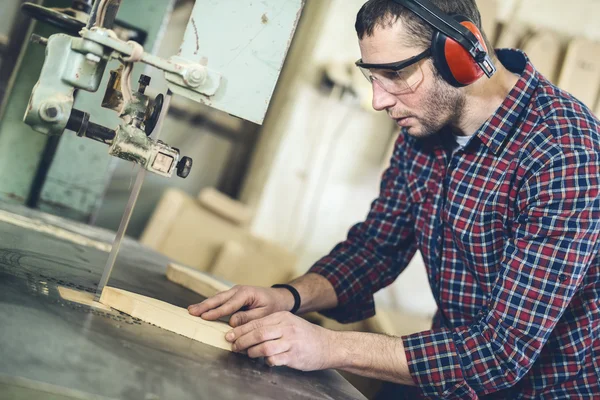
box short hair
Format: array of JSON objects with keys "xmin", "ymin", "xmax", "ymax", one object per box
[{"xmin": 355, "ymin": 0, "xmax": 494, "ymax": 55}]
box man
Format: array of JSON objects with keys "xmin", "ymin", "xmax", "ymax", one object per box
[{"xmin": 189, "ymin": 0, "xmax": 600, "ymax": 398}]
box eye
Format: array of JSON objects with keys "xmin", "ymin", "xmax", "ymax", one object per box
[{"xmin": 380, "ymin": 70, "xmax": 398, "ymax": 80}]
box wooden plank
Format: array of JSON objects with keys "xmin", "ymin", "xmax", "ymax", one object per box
[
  {"xmin": 158, "ymin": 200, "xmax": 247, "ymax": 271},
  {"xmin": 197, "ymin": 188, "xmax": 254, "ymax": 227},
  {"xmin": 139, "ymin": 189, "xmax": 192, "ymax": 251},
  {"xmin": 210, "ymin": 239, "xmax": 296, "ymax": 287},
  {"xmin": 57, "ymin": 286, "xmax": 112, "ymax": 312},
  {"xmin": 496, "ymin": 21, "xmax": 529, "ymax": 49},
  {"xmin": 476, "ymin": 0, "xmax": 499, "ymax": 45},
  {"xmin": 521, "ymin": 30, "xmax": 563, "ymax": 83},
  {"xmin": 0, "ymin": 210, "xmax": 111, "ymax": 252},
  {"xmin": 99, "ymin": 287, "xmax": 232, "ymax": 352},
  {"xmin": 166, "ymin": 263, "xmax": 232, "ymax": 298},
  {"xmin": 557, "ymin": 37, "xmax": 600, "ymax": 108}
]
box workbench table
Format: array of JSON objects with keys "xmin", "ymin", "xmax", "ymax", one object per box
[{"xmin": 0, "ymin": 203, "xmax": 366, "ymax": 400}]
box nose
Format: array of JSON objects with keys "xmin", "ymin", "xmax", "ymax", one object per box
[{"xmin": 371, "ymin": 82, "xmax": 396, "ymax": 112}]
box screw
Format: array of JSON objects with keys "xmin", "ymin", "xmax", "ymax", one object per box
[
  {"xmin": 39, "ymin": 103, "xmax": 61, "ymax": 122},
  {"xmin": 184, "ymin": 67, "xmax": 206, "ymax": 88},
  {"xmin": 138, "ymin": 74, "xmax": 151, "ymax": 86},
  {"xmin": 46, "ymin": 107, "xmax": 58, "ymax": 118},
  {"xmin": 85, "ymin": 53, "xmax": 101, "ymax": 63}
]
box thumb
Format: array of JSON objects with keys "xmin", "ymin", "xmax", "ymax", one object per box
[{"xmin": 229, "ymin": 307, "xmax": 270, "ymax": 327}]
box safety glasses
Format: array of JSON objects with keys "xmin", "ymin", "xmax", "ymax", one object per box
[{"xmin": 355, "ymin": 48, "xmax": 431, "ymax": 95}]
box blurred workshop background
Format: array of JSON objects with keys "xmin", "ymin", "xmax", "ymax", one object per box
[{"xmin": 1, "ymin": 0, "xmax": 599, "ymax": 397}]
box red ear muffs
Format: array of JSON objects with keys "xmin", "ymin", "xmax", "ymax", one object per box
[{"xmin": 431, "ymin": 15, "xmax": 487, "ymax": 87}]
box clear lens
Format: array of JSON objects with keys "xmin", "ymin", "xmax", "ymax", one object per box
[{"xmin": 359, "ymin": 62, "xmax": 424, "ymax": 95}]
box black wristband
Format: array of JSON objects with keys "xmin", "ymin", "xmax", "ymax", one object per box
[{"xmin": 271, "ymin": 284, "xmax": 301, "ymax": 314}]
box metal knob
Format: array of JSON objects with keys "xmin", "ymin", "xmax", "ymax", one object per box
[
  {"xmin": 176, "ymin": 157, "xmax": 193, "ymax": 179},
  {"xmin": 138, "ymin": 74, "xmax": 151, "ymax": 94},
  {"xmin": 145, "ymin": 93, "xmax": 163, "ymax": 136}
]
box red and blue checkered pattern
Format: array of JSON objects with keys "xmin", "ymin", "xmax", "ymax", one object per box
[{"xmin": 309, "ymin": 49, "xmax": 600, "ymax": 399}]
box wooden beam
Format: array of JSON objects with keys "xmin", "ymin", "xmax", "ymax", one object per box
[
  {"xmin": 139, "ymin": 189, "xmax": 192, "ymax": 251},
  {"xmin": 197, "ymin": 188, "xmax": 254, "ymax": 227},
  {"xmin": 166, "ymin": 263, "xmax": 232, "ymax": 298},
  {"xmin": 521, "ymin": 30, "xmax": 563, "ymax": 83},
  {"xmin": 57, "ymin": 286, "xmax": 112, "ymax": 312},
  {"xmin": 557, "ymin": 37, "xmax": 600, "ymax": 108},
  {"xmin": 99, "ymin": 287, "xmax": 232, "ymax": 352}
]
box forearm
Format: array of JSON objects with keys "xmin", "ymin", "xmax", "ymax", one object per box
[
  {"xmin": 329, "ymin": 331, "xmax": 416, "ymax": 386},
  {"xmin": 277, "ymin": 273, "xmax": 338, "ymax": 314}
]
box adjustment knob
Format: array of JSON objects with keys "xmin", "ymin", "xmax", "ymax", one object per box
[
  {"xmin": 176, "ymin": 157, "xmax": 193, "ymax": 178},
  {"xmin": 145, "ymin": 93, "xmax": 163, "ymax": 136},
  {"xmin": 138, "ymin": 74, "xmax": 151, "ymax": 94}
]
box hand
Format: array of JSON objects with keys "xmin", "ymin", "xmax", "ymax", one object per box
[
  {"xmin": 226, "ymin": 311, "xmax": 336, "ymax": 371},
  {"xmin": 188, "ymin": 285, "xmax": 294, "ymax": 327}
]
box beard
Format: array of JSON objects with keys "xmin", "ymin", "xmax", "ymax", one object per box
[{"xmin": 406, "ymin": 71, "xmax": 466, "ymax": 139}]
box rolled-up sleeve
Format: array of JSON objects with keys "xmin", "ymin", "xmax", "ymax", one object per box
[
  {"xmin": 308, "ymin": 133, "xmax": 418, "ymax": 323},
  {"xmin": 402, "ymin": 146, "xmax": 600, "ymax": 398}
]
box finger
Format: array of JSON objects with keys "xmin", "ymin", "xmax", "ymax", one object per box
[
  {"xmin": 230, "ymin": 312, "xmax": 281, "ymax": 340},
  {"xmin": 233, "ymin": 326, "xmax": 283, "ymax": 351},
  {"xmin": 187, "ymin": 287, "xmax": 238, "ymax": 316},
  {"xmin": 200, "ymin": 292, "xmax": 250, "ymax": 320},
  {"xmin": 229, "ymin": 308, "xmax": 270, "ymax": 328},
  {"xmin": 246, "ymin": 339, "xmax": 290, "ymax": 359},
  {"xmin": 266, "ymin": 352, "xmax": 291, "ymax": 367}
]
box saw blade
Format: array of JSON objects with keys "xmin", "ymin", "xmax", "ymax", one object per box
[{"xmin": 95, "ymin": 91, "xmax": 173, "ymax": 301}]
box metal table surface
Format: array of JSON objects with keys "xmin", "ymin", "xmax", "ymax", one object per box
[{"xmin": 0, "ymin": 203, "xmax": 366, "ymax": 400}]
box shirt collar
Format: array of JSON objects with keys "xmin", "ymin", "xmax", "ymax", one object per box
[{"xmin": 475, "ymin": 49, "xmax": 539, "ymax": 155}]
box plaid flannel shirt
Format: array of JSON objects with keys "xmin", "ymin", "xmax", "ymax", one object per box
[{"xmin": 309, "ymin": 49, "xmax": 600, "ymax": 399}]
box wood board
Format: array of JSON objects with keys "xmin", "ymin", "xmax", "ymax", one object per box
[
  {"xmin": 476, "ymin": 0, "xmax": 499, "ymax": 45},
  {"xmin": 210, "ymin": 240, "xmax": 296, "ymax": 287},
  {"xmin": 197, "ymin": 188, "xmax": 254, "ymax": 227},
  {"xmin": 0, "ymin": 210, "xmax": 111, "ymax": 252},
  {"xmin": 521, "ymin": 30, "xmax": 563, "ymax": 83},
  {"xmin": 495, "ymin": 21, "xmax": 529, "ymax": 49},
  {"xmin": 166, "ymin": 263, "xmax": 232, "ymax": 298},
  {"xmin": 99, "ymin": 287, "xmax": 232, "ymax": 352},
  {"xmin": 557, "ymin": 37, "xmax": 600, "ymax": 108},
  {"xmin": 139, "ymin": 189, "xmax": 193, "ymax": 251},
  {"xmin": 57, "ymin": 286, "xmax": 112, "ymax": 312}
]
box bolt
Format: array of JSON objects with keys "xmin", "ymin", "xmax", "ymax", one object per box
[
  {"xmin": 183, "ymin": 67, "xmax": 206, "ymax": 88},
  {"xmin": 39, "ymin": 103, "xmax": 62, "ymax": 122},
  {"xmin": 46, "ymin": 107, "xmax": 58, "ymax": 118},
  {"xmin": 138, "ymin": 74, "xmax": 151, "ymax": 87},
  {"xmin": 85, "ymin": 53, "xmax": 101, "ymax": 63}
]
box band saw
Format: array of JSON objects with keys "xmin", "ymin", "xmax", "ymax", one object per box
[{"xmin": 0, "ymin": 1, "xmax": 367, "ymax": 398}]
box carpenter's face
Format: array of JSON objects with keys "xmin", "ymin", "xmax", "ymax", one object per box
[{"xmin": 358, "ymin": 21, "xmax": 465, "ymax": 137}]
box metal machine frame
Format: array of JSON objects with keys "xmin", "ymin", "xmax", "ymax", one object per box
[{"xmin": 21, "ymin": 0, "xmax": 304, "ymax": 179}]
